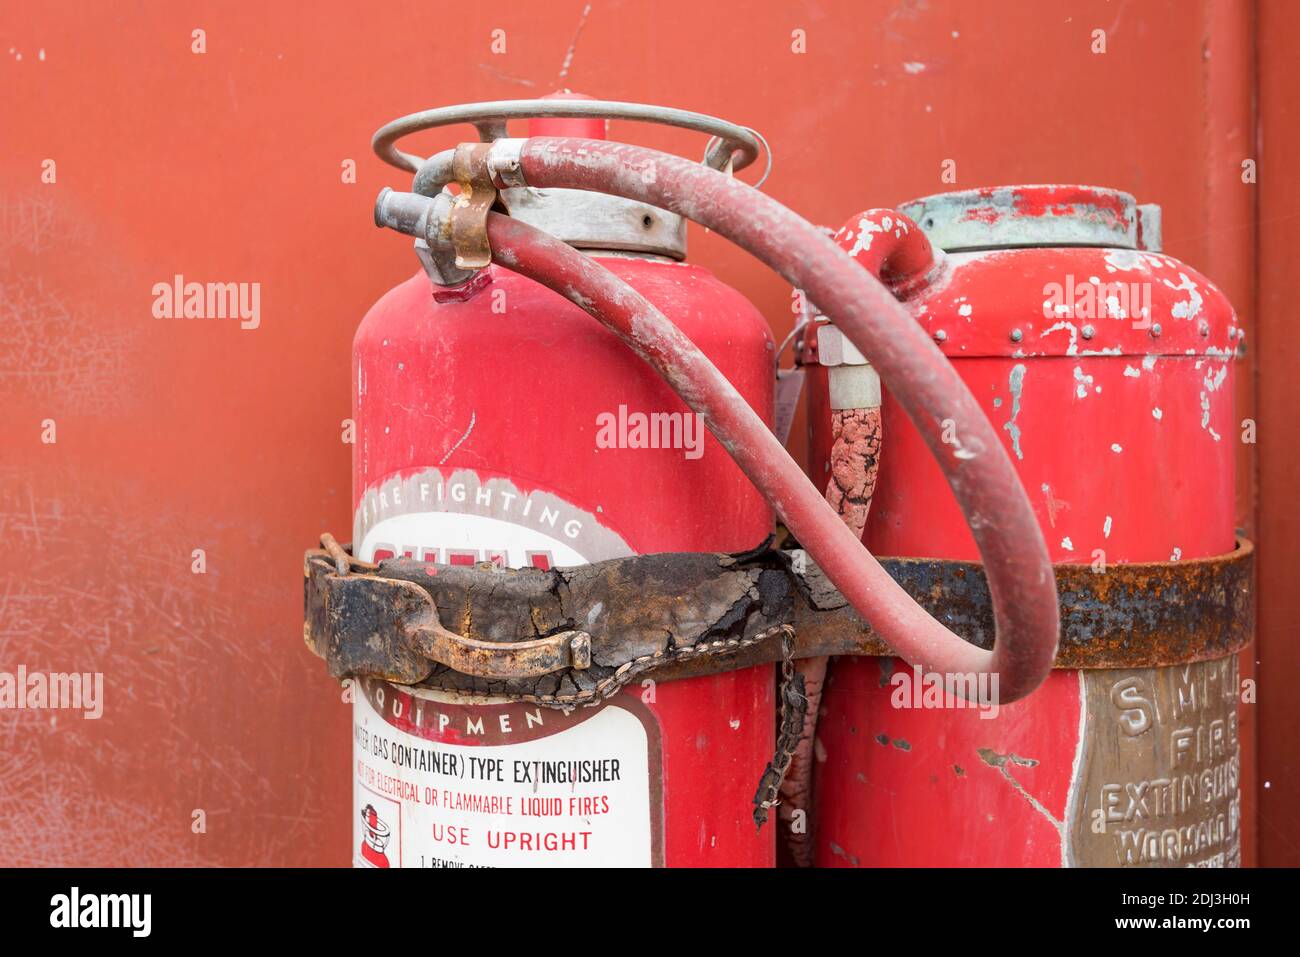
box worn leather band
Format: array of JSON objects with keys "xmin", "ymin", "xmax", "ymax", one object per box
[{"xmin": 303, "ymin": 537, "xmax": 1254, "ymax": 694}]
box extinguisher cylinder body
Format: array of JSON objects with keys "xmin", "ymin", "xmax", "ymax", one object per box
[
  {"xmin": 810, "ymin": 186, "xmax": 1243, "ymax": 868},
  {"xmin": 351, "ymin": 254, "xmax": 777, "ymax": 868}
]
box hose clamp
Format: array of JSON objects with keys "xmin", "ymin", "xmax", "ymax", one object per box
[
  {"xmin": 449, "ymin": 143, "xmax": 498, "ymax": 270},
  {"xmin": 486, "ymin": 138, "xmax": 528, "ymax": 189}
]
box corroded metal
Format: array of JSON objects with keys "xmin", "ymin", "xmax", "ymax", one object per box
[
  {"xmin": 303, "ymin": 553, "xmax": 592, "ymax": 682},
  {"xmin": 449, "ymin": 143, "xmax": 497, "ymax": 269},
  {"xmin": 751, "ymin": 627, "xmax": 805, "ymax": 830},
  {"xmin": 1066, "ymin": 656, "xmax": 1242, "ymax": 867},
  {"xmin": 303, "ymin": 536, "xmax": 1254, "ymax": 692},
  {"xmin": 898, "ymin": 185, "xmax": 1144, "ymax": 251},
  {"xmin": 786, "ymin": 540, "xmax": 1255, "ymax": 672}
]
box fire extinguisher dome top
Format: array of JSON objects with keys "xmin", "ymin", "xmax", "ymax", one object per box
[
  {"xmin": 890, "ymin": 185, "xmax": 1239, "ymax": 359},
  {"xmin": 900, "ymin": 185, "xmax": 1156, "ymax": 252},
  {"xmin": 907, "ymin": 245, "xmax": 1238, "ymax": 359}
]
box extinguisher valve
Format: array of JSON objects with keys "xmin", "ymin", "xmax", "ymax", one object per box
[
  {"xmin": 374, "ymin": 187, "xmax": 437, "ymax": 238},
  {"xmin": 375, "ymin": 188, "xmax": 478, "ymax": 287}
]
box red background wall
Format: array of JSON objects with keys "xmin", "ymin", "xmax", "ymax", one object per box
[{"xmin": 0, "ymin": 0, "xmax": 1289, "ymax": 866}]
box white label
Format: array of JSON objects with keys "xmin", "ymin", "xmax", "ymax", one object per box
[
  {"xmin": 350, "ymin": 469, "xmax": 662, "ymax": 867},
  {"xmin": 353, "ymin": 680, "xmax": 660, "ymax": 868}
]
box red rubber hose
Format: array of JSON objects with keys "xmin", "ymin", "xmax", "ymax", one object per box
[
  {"xmin": 512, "ymin": 142, "xmax": 1060, "ymax": 703},
  {"xmin": 486, "ymin": 167, "xmax": 1057, "ymax": 701}
]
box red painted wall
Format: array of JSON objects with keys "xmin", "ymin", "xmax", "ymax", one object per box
[
  {"xmin": 1257, "ymin": 0, "xmax": 1300, "ymax": 870},
  {"xmin": 0, "ymin": 0, "xmax": 1273, "ymax": 865}
]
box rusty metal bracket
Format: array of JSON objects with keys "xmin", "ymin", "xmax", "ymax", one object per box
[
  {"xmin": 303, "ymin": 535, "xmax": 1254, "ymax": 701},
  {"xmin": 449, "ymin": 142, "xmax": 497, "ymax": 269},
  {"xmin": 305, "ymin": 543, "xmax": 592, "ymax": 681}
]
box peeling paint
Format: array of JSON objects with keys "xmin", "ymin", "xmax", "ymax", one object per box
[
  {"xmin": 1103, "ymin": 248, "xmax": 1143, "ymax": 273},
  {"xmin": 1198, "ymin": 362, "xmax": 1228, "ymax": 442},
  {"xmin": 1040, "ymin": 320, "xmax": 1079, "ymax": 355},
  {"xmin": 1003, "ymin": 363, "xmax": 1026, "ymax": 459},
  {"xmin": 827, "ymin": 841, "xmax": 860, "ymax": 867},
  {"xmin": 977, "ymin": 746, "xmax": 1064, "ymax": 847},
  {"xmin": 1072, "ymin": 364, "xmax": 1096, "ymax": 399},
  {"xmin": 1165, "ymin": 271, "xmax": 1205, "ymax": 323},
  {"xmin": 977, "ymin": 748, "xmax": 1039, "ymax": 769}
]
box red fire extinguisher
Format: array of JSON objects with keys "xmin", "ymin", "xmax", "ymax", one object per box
[
  {"xmin": 807, "ymin": 186, "xmax": 1245, "ymax": 867},
  {"xmin": 322, "ymin": 97, "xmax": 1064, "ymax": 868},
  {"xmin": 351, "ymin": 97, "xmax": 778, "ymax": 867}
]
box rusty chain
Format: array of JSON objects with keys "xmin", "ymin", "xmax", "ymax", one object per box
[{"xmin": 752, "ymin": 626, "xmax": 806, "ymax": 830}]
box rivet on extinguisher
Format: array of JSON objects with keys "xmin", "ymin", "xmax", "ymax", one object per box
[
  {"xmin": 1081, "ymin": 324, "xmax": 1096, "ymax": 339},
  {"xmin": 1151, "ymin": 323, "xmax": 1163, "ymax": 337},
  {"xmin": 1010, "ymin": 328, "xmax": 1023, "ymax": 342},
  {"xmin": 933, "ymin": 330, "xmax": 948, "ymax": 342}
]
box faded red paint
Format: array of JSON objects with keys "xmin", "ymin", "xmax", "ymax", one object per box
[
  {"xmin": 1257, "ymin": 0, "xmax": 1300, "ymax": 869},
  {"xmin": 962, "ymin": 205, "xmax": 1003, "ymax": 225},
  {"xmin": 810, "ymin": 191, "xmax": 1240, "ymax": 867},
  {"xmin": 1010, "ymin": 184, "xmax": 1133, "ymax": 225},
  {"xmin": 355, "ymin": 234, "xmax": 778, "ymax": 865},
  {"xmin": 833, "ymin": 208, "xmax": 937, "ymax": 296},
  {"xmin": 0, "ymin": 0, "xmax": 1272, "ymax": 866}
]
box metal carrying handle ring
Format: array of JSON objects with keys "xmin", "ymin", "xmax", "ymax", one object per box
[{"xmin": 371, "ymin": 98, "xmax": 765, "ymax": 178}]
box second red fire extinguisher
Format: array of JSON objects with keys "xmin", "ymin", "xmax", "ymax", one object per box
[{"xmin": 806, "ymin": 186, "xmax": 1246, "ymax": 867}]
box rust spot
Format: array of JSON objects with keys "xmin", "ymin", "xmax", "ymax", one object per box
[
  {"xmin": 977, "ymin": 747, "xmax": 1039, "ymax": 769},
  {"xmin": 303, "ymin": 537, "xmax": 1255, "ymax": 694}
]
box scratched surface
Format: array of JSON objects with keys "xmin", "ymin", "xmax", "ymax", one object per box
[{"xmin": 0, "ymin": 0, "xmax": 1259, "ymax": 865}]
